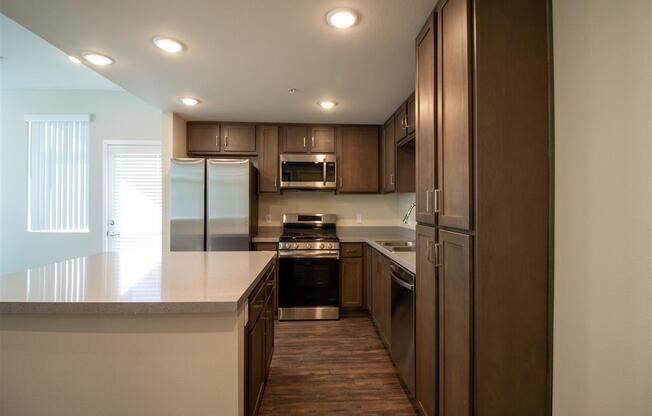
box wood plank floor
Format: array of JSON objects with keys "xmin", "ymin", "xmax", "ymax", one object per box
[{"xmin": 258, "ymin": 316, "xmax": 417, "ymax": 416}]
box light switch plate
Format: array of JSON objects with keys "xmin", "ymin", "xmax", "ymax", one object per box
[{"xmin": 356, "ymin": 214, "xmax": 362, "ymax": 224}]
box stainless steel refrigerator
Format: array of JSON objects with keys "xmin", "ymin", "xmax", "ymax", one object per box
[{"xmin": 169, "ymin": 158, "xmax": 258, "ymax": 251}]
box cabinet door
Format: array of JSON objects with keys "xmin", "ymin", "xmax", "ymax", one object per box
[
  {"xmin": 416, "ymin": 225, "xmax": 438, "ymax": 416},
  {"xmin": 364, "ymin": 244, "xmax": 373, "ymax": 312},
  {"xmin": 382, "ymin": 118, "xmax": 396, "ymax": 193},
  {"xmin": 340, "ymin": 257, "xmax": 363, "ymax": 309},
  {"xmin": 309, "ymin": 126, "xmax": 335, "ymax": 153},
  {"xmin": 438, "ymin": 0, "xmax": 472, "ymax": 230},
  {"xmin": 371, "ymin": 249, "xmax": 383, "ymax": 332},
  {"xmin": 407, "ymin": 93, "xmax": 416, "ymax": 135},
  {"xmin": 222, "ymin": 124, "xmax": 256, "ymax": 153},
  {"xmin": 394, "ymin": 104, "xmax": 408, "ymax": 142},
  {"xmin": 337, "ymin": 126, "xmax": 380, "ymax": 193},
  {"xmin": 247, "ymin": 319, "xmax": 266, "ymax": 416},
  {"xmin": 257, "ymin": 126, "xmax": 279, "ymax": 193},
  {"xmin": 380, "ymin": 254, "xmax": 392, "ymax": 347},
  {"xmin": 187, "ymin": 123, "xmax": 220, "ymax": 153},
  {"xmin": 415, "ymin": 13, "xmax": 437, "ymax": 226},
  {"xmin": 438, "ymin": 229, "xmax": 472, "ymax": 416},
  {"xmin": 281, "ymin": 125, "xmax": 309, "ymax": 153},
  {"xmin": 264, "ymin": 291, "xmax": 275, "ymax": 374}
]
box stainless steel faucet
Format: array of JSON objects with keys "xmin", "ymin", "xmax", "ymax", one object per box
[{"xmin": 402, "ymin": 202, "xmax": 417, "ymax": 224}]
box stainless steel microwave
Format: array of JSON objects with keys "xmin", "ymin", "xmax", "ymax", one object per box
[{"xmin": 280, "ymin": 154, "xmax": 336, "ymax": 190}]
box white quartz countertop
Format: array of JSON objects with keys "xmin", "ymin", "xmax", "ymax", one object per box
[{"xmin": 0, "ymin": 251, "xmax": 276, "ymax": 314}]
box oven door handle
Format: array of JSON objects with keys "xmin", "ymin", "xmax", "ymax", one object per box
[
  {"xmin": 278, "ymin": 250, "xmax": 340, "ymax": 259},
  {"xmin": 391, "ymin": 273, "xmax": 415, "ymax": 291}
]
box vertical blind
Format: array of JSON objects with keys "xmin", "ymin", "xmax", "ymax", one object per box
[{"xmin": 25, "ymin": 115, "xmax": 90, "ymax": 232}]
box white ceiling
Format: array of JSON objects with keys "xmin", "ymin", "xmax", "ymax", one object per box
[
  {"xmin": 0, "ymin": 0, "xmax": 435, "ymax": 124},
  {"xmin": 0, "ymin": 14, "xmax": 121, "ymax": 90}
]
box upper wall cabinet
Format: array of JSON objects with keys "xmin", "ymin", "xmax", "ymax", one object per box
[
  {"xmin": 415, "ymin": 14, "xmax": 437, "ymax": 226},
  {"xmin": 337, "ymin": 126, "xmax": 380, "ymax": 193},
  {"xmin": 394, "ymin": 104, "xmax": 408, "ymax": 143},
  {"xmin": 280, "ymin": 125, "xmax": 335, "ymax": 154},
  {"xmin": 222, "ymin": 123, "xmax": 256, "ymax": 154},
  {"xmin": 437, "ymin": 0, "xmax": 472, "ymax": 230},
  {"xmin": 187, "ymin": 123, "xmax": 221, "ymax": 154},
  {"xmin": 257, "ymin": 125, "xmax": 279, "ymax": 193},
  {"xmin": 382, "ymin": 117, "xmax": 396, "ymax": 193}
]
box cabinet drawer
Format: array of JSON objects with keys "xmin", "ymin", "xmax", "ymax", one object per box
[{"xmin": 340, "ymin": 243, "xmax": 363, "ymax": 257}]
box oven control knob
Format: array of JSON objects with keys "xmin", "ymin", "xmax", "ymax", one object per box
[
  {"xmin": 290, "ymin": 243, "xmax": 297, "ymax": 249},
  {"xmin": 327, "ymin": 243, "xmax": 333, "ymax": 249},
  {"xmin": 306, "ymin": 243, "xmax": 312, "ymax": 249},
  {"xmin": 319, "ymin": 243, "xmax": 324, "ymax": 249}
]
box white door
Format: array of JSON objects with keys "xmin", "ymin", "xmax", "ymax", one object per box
[{"xmin": 106, "ymin": 144, "xmax": 162, "ymax": 254}]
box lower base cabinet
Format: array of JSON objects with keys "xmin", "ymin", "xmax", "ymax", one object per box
[{"xmin": 247, "ymin": 264, "xmax": 276, "ymax": 416}]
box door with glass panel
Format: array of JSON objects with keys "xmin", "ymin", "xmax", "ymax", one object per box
[{"xmin": 106, "ymin": 144, "xmax": 162, "ymax": 253}]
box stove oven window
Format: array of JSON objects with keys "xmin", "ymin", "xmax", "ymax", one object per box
[{"xmin": 278, "ymin": 257, "xmax": 340, "ymax": 308}]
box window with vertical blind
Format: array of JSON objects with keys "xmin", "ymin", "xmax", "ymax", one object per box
[{"xmin": 25, "ymin": 115, "xmax": 90, "ymax": 232}]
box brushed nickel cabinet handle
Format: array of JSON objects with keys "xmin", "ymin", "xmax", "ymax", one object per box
[
  {"xmin": 426, "ymin": 189, "xmax": 432, "ymax": 213},
  {"xmin": 312, "ymin": 136, "xmax": 315, "ymax": 148},
  {"xmin": 390, "ymin": 173, "xmax": 395, "ymax": 185},
  {"xmin": 225, "ymin": 135, "xmax": 229, "ymax": 148},
  {"xmin": 215, "ymin": 135, "xmax": 219, "ymax": 147},
  {"xmin": 434, "ymin": 243, "xmax": 442, "ymax": 267},
  {"xmin": 433, "ymin": 189, "xmax": 440, "ymax": 213},
  {"xmin": 303, "ymin": 137, "xmax": 306, "ymax": 148}
]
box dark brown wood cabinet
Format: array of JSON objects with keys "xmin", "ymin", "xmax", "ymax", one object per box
[
  {"xmin": 222, "ymin": 123, "xmax": 256, "ymax": 153},
  {"xmin": 415, "ymin": 13, "xmax": 437, "ymax": 226},
  {"xmin": 382, "ymin": 118, "xmax": 396, "ymax": 193},
  {"xmin": 280, "ymin": 125, "xmax": 309, "ymax": 153},
  {"xmin": 394, "ymin": 104, "xmax": 408, "ymax": 142},
  {"xmin": 308, "ymin": 126, "xmax": 335, "ymax": 153},
  {"xmin": 246, "ymin": 264, "xmax": 276, "ymax": 416},
  {"xmin": 416, "ymin": 225, "xmax": 438, "ymax": 416},
  {"xmin": 364, "ymin": 244, "xmax": 373, "ymax": 312},
  {"xmin": 257, "ymin": 126, "xmax": 279, "ymax": 193},
  {"xmin": 187, "ymin": 123, "xmax": 220, "ymax": 153},
  {"xmin": 340, "ymin": 257, "xmax": 363, "ymax": 309},
  {"xmin": 253, "ymin": 242, "xmax": 277, "ymax": 251},
  {"xmin": 407, "ymin": 93, "xmax": 416, "ymax": 136},
  {"xmin": 337, "ymin": 126, "xmax": 380, "ymax": 193},
  {"xmin": 437, "ymin": 0, "xmax": 472, "ymax": 230},
  {"xmin": 438, "ymin": 229, "xmax": 472, "ymax": 416}
]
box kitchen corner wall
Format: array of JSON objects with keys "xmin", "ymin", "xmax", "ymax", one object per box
[
  {"xmin": 553, "ymin": 0, "xmax": 652, "ymax": 414},
  {"xmin": 258, "ymin": 192, "xmax": 416, "ymax": 228}
]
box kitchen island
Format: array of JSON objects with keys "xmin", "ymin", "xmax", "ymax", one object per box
[{"xmin": 0, "ymin": 251, "xmax": 277, "ymax": 416}]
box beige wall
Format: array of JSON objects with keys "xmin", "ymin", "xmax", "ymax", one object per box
[
  {"xmin": 553, "ymin": 0, "xmax": 652, "ymax": 415},
  {"xmin": 258, "ymin": 192, "xmax": 415, "ymax": 227}
]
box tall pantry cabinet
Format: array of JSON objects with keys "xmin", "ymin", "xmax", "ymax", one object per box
[{"xmin": 414, "ymin": 1, "xmax": 552, "ymax": 416}]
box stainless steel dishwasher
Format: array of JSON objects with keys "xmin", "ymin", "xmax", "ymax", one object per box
[{"xmin": 390, "ymin": 263, "xmax": 415, "ymax": 396}]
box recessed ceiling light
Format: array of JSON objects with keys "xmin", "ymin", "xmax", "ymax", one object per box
[
  {"xmin": 82, "ymin": 52, "xmax": 114, "ymax": 66},
  {"xmin": 318, "ymin": 100, "xmax": 337, "ymax": 110},
  {"xmin": 153, "ymin": 37, "xmax": 184, "ymax": 53},
  {"xmin": 326, "ymin": 8, "xmax": 358, "ymax": 29},
  {"xmin": 68, "ymin": 55, "xmax": 82, "ymax": 64},
  {"xmin": 180, "ymin": 97, "xmax": 200, "ymax": 106}
]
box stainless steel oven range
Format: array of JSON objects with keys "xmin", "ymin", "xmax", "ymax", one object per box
[{"xmin": 277, "ymin": 213, "xmax": 340, "ymax": 320}]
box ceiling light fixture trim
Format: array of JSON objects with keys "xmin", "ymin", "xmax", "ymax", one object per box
[
  {"xmin": 326, "ymin": 8, "xmax": 359, "ymax": 29},
  {"xmin": 180, "ymin": 97, "xmax": 200, "ymax": 106},
  {"xmin": 318, "ymin": 100, "xmax": 337, "ymax": 110},
  {"xmin": 81, "ymin": 52, "xmax": 114, "ymax": 66},
  {"xmin": 153, "ymin": 37, "xmax": 184, "ymax": 53}
]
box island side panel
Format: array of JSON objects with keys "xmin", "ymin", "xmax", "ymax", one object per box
[{"xmin": 1, "ymin": 311, "xmax": 246, "ymax": 416}]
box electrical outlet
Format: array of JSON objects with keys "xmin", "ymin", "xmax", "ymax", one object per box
[
  {"xmin": 356, "ymin": 214, "xmax": 362, "ymax": 224},
  {"xmin": 265, "ymin": 214, "xmax": 272, "ymax": 224}
]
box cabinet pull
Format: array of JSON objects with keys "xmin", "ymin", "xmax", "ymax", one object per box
[
  {"xmin": 312, "ymin": 136, "xmax": 315, "ymax": 148},
  {"xmin": 225, "ymin": 135, "xmax": 229, "ymax": 148},
  {"xmin": 303, "ymin": 137, "xmax": 306, "ymax": 148},
  {"xmin": 426, "ymin": 189, "xmax": 432, "ymax": 212},
  {"xmin": 215, "ymin": 135, "xmax": 219, "ymax": 147},
  {"xmin": 339, "ymin": 177, "xmax": 343, "ymax": 189},
  {"xmin": 390, "ymin": 173, "xmax": 395, "ymax": 185},
  {"xmin": 434, "ymin": 243, "xmax": 442, "ymax": 267},
  {"xmin": 404, "ymin": 116, "xmax": 409, "ymax": 130},
  {"xmin": 433, "ymin": 189, "xmax": 440, "ymax": 213},
  {"xmin": 274, "ymin": 175, "xmax": 277, "ymax": 188}
]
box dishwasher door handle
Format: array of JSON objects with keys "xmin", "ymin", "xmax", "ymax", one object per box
[{"xmin": 391, "ymin": 274, "xmax": 414, "ymax": 291}]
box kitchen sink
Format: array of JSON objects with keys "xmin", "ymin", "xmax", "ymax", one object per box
[
  {"xmin": 387, "ymin": 246, "xmax": 416, "ymax": 252},
  {"xmin": 376, "ymin": 241, "xmax": 416, "ymax": 252}
]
